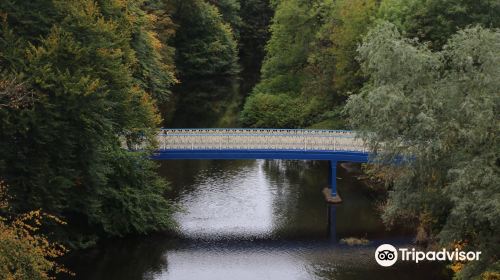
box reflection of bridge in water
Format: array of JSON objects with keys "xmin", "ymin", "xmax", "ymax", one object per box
[{"xmin": 152, "ymin": 129, "xmax": 371, "ymax": 203}]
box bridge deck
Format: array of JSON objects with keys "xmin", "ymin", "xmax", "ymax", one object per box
[{"xmin": 155, "ymin": 128, "xmax": 367, "ymax": 154}]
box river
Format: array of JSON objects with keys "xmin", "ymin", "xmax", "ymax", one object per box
[
  {"xmin": 64, "ymin": 159, "xmax": 448, "ymax": 279},
  {"xmin": 63, "ymin": 77, "xmax": 449, "ymax": 279}
]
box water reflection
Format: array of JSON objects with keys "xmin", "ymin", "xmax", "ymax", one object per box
[
  {"xmin": 160, "ymin": 243, "xmax": 309, "ymax": 280},
  {"xmin": 64, "ymin": 160, "xmax": 449, "ymax": 280},
  {"xmin": 171, "ymin": 160, "xmax": 275, "ymax": 239},
  {"xmin": 328, "ymin": 206, "xmax": 337, "ymax": 241}
]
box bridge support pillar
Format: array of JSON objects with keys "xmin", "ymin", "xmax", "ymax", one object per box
[
  {"xmin": 330, "ymin": 160, "xmax": 337, "ymax": 196},
  {"xmin": 323, "ymin": 160, "xmax": 342, "ymax": 203}
]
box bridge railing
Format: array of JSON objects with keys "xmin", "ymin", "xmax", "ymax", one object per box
[
  {"xmin": 156, "ymin": 129, "xmax": 367, "ymax": 152},
  {"xmin": 159, "ymin": 128, "xmax": 354, "ymax": 135}
]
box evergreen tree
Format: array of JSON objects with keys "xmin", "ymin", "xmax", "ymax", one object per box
[
  {"xmin": 129, "ymin": 1, "xmax": 178, "ymax": 102},
  {"xmin": 170, "ymin": 0, "xmax": 240, "ymax": 78},
  {"xmin": 207, "ymin": 0, "xmax": 242, "ymax": 36},
  {"xmin": 0, "ymin": 0, "xmax": 176, "ymax": 247}
]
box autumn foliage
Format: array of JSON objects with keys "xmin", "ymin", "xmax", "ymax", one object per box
[{"xmin": 0, "ymin": 181, "xmax": 69, "ymax": 280}]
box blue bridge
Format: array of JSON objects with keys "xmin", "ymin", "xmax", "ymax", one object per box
[{"xmin": 151, "ymin": 129, "xmax": 370, "ymax": 203}]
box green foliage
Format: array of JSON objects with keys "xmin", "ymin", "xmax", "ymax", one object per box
[
  {"xmin": 241, "ymin": 93, "xmax": 303, "ymax": 128},
  {"xmin": 346, "ymin": 23, "xmax": 500, "ymax": 279},
  {"xmin": 244, "ymin": 0, "xmax": 500, "ymax": 129},
  {"xmin": 130, "ymin": 1, "xmax": 178, "ymax": 101},
  {"xmin": 87, "ymin": 150, "xmax": 174, "ymax": 237},
  {"xmin": 329, "ymin": 0, "xmax": 378, "ymax": 96},
  {"xmin": 0, "ymin": 0, "xmax": 57, "ymax": 44},
  {"xmin": 171, "ymin": 0, "xmax": 240, "ymax": 78},
  {"xmin": 242, "ymin": 0, "xmax": 377, "ymax": 128},
  {"xmin": 256, "ymin": 0, "xmax": 320, "ymax": 95},
  {"xmin": 165, "ymin": 0, "xmax": 241, "ymax": 130},
  {"xmin": 207, "ymin": 0, "xmax": 242, "ymax": 36},
  {"xmin": 378, "ymin": 0, "xmax": 500, "ymax": 49},
  {"xmin": 0, "ymin": 0, "xmax": 175, "ymax": 247},
  {"xmin": 241, "ymin": 0, "xmax": 336, "ymax": 128}
]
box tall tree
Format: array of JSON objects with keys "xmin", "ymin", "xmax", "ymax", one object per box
[
  {"xmin": 0, "ymin": 0, "xmax": 176, "ymax": 247},
  {"xmin": 346, "ymin": 23, "xmax": 500, "ymax": 279},
  {"xmin": 170, "ymin": 0, "xmax": 240, "ymax": 78}
]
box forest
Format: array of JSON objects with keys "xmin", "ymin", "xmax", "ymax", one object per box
[{"xmin": 0, "ymin": 0, "xmax": 498, "ymax": 279}]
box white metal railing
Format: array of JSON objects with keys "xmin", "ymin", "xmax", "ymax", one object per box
[{"xmin": 156, "ymin": 129, "xmax": 367, "ymax": 152}]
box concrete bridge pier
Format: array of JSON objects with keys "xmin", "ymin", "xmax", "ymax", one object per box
[{"xmin": 323, "ymin": 160, "xmax": 342, "ymax": 204}]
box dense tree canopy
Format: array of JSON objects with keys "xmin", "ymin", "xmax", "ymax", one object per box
[
  {"xmin": 0, "ymin": 0, "xmax": 176, "ymax": 247},
  {"xmin": 329, "ymin": 0, "xmax": 378, "ymax": 96},
  {"xmin": 346, "ymin": 23, "xmax": 499, "ymax": 279},
  {"xmin": 242, "ymin": 0, "xmax": 500, "ymax": 129},
  {"xmin": 241, "ymin": 0, "xmax": 379, "ymax": 128},
  {"xmin": 378, "ymin": 0, "xmax": 500, "ymax": 49},
  {"xmin": 241, "ymin": 0, "xmax": 339, "ymax": 128}
]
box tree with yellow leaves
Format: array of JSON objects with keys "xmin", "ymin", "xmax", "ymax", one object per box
[{"xmin": 0, "ymin": 181, "xmax": 69, "ymax": 280}]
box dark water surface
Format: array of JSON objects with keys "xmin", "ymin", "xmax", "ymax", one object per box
[{"xmin": 64, "ymin": 160, "xmax": 449, "ymax": 280}]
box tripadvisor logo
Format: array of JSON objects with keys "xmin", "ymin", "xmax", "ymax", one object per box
[
  {"xmin": 374, "ymin": 244, "xmax": 481, "ymax": 267},
  {"xmin": 375, "ymin": 244, "xmax": 398, "ymax": 267}
]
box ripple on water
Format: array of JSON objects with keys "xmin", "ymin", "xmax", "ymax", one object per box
[{"xmin": 63, "ymin": 160, "xmax": 449, "ymax": 280}]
